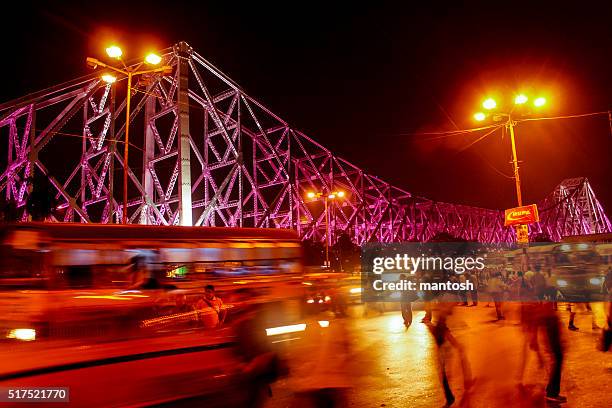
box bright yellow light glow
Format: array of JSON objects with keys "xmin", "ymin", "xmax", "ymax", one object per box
[
  {"xmin": 106, "ymin": 45, "xmax": 123, "ymax": 59},
  {"xmin": 328, "ymin": 194, "xmax": 336, "ymax": 199},
  {"xmin": 101, "ymin": 74, "xmax": 117, "ymax": 84},
  {"xmin": 336, "ymin": 191, "xmax": 345, "ymax": 198},
  {"xmin": 265, "ymin": 323, "xmax": 306, "ymax": 336},
  {"xmin": 473, "ymin": 112, "xmax": 486, "ymax": 121},
  {"xmin": 307, "ymin": 192, "xmax": 315, "ymax": 199},
  {"xmin": 145, "ymin": 53, "xmax": 162, "ymax": 65},
  {"xmin": 514, "ymin": 94, "xmax": 528, "ymax": 104},
  {"xmin": 7, "ymin": 328, "xmax": 36, "ymax": 341},
  {"xmin": 306, "ymin": 299, "xmax": 314, "ymax": 303},
  {"xmin": 302, "ymin": 281, "xmax": 313, "ymax": 286},
  {"xmin": 482, "ymin": 98, "xmax": 496, "ymax": 110},
  {"xmin": 534, "ymin": 97, "xmax": 546, "ymax": 107},
  {"xmin": 349, "ymin": 287, "xmax": 362, "ymax": 294},
  {"xmin": 74, "ymin": 295, "xmax": 130, "ymax": 300},
  {"xmin": 318, "ymin": 320, "xmax": 330, "ymax": 328}
]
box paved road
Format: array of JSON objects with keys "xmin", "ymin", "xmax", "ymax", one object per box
[{"xmin": 267, "ymin": 303, "xmax": 612, "ymax": 407}]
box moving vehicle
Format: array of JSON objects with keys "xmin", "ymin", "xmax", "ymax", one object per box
[{"xmin": 0, "ymin": 222, "xmax": 306, "ymax": 407}]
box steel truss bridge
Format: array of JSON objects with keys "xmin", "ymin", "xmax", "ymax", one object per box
[{"xmin": 0, "ymin": 42, "xmax": 610, "ymax": 243}]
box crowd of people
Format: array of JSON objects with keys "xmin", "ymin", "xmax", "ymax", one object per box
[{"xmin": 395, "ymin": 265, "xmax": 612, "ymax": 406}]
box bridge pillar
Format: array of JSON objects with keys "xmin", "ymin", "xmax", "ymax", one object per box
[
  {"xmin": 142, "ymin": 93, "xmax": 155, "ymax": 224},
  {"xmin": 175, "ymin": 42, "xmax": 193, "ymax": 226}
]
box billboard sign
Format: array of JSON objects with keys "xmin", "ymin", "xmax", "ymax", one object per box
[{"xmin": 504, "ymin": 204, "xmax": 539, "ymax": 226}]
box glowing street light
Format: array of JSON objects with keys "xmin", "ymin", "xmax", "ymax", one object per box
[
  {"xmin": 514, "ymin": 94, "xmax": 528, "ymax": 104},
  {"xmin": 306, "ymin": 190, "xmax": 345, "ymax": 268},
  {"xmin": 474, "ymin": 112, "xmax": 486, "ymax": 121},
  {"xmin": 105, "ymin": 45, "xmax": 123, "ymax": 59},
  {"xmin": 482, "ymin": 98, "xmax": 497, "ymax": 110},
  {"xmin": 534, "ymin": 97, "xmax": 546, "ymax": 107},
  {"xmin": 101, "ymin": 74, "xmax": 117, "ymax": 84},
  {"xmin": 145, "ymin": 53, "xmax": 162, "ymax": 65},
  {"xmin": 86, "ymin": 45, "xmax": 173, "ymax": 224}
]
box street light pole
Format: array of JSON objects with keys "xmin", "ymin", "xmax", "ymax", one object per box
[
  {"xmin": 122, "ymin": 72, "xmax": 133, "ymax": 224},
  {"xmin": 86, "ymin": 48, "xmax": 172, "ymax": 224},
  {"xmin": 474, "ymin": 94, "xmax": 548, "ymax": 243},
  {"xmin": 306, "ymin": 190, "xmax": 345, "ymax": 269},
  {"xmin": 507, "ymin": 117, "xmax": 523, "ymax": 207}
]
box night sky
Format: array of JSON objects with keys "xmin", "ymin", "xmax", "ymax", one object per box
[{"xmin": 2, "ymin": 2, "xmax": 611, "ymax": 212}]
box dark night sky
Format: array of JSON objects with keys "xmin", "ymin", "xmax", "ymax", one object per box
[{"xmin": 2, "ymin": 1, "xmax": 611, "ymax": 212}]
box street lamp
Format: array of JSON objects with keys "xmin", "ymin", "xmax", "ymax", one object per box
[
  {"xmin": 306, "ymin": 190, "xmax": 345, "ymax": 269},
  {"xmin": 473, "ymin": 92, "xmax": 548, "ymax": 242},
  {"xmin": 86, "ymin": 46, "xmax": 173, "ymax": 224}
]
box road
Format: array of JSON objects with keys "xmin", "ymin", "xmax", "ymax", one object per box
[{"xmin": 267, "ymin": 303, "xmax": 612, "ymax": 407}]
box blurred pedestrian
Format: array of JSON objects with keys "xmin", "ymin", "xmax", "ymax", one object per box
[
  {"xmin": 234, "ymin": 302, "xmax": 286, "ymax": 407},
  {"xmin": 540, "ymin": 302, "xmax": 567, "ymax": 403},
  {"xmin": 599, "ymin": 267, "xmax": 612, "ymax": 351},
  {"xmin": 420, "ymin": 271, "xmax": 433, "ymax": 323},
  {"xmin": 468, "ymin": 272, "xmax": 478, "ymax": 306},
  {"xmin": 290, "ymin": 317, "xmax": 351, "ymax": 407},
  {"xmin": 399, "ymin": 274, "xmax": 417, "ymax": 328},
  {"xmin": 487, "ymin": 271, "xmax": 506, "ymax": 320},
  {"xmin": 458, "ymin": 273, "xmax": 469, "ymax": 306},
  {"xmin": 428, "ymin": 301, "xmax": 472, "ymax": 407}
]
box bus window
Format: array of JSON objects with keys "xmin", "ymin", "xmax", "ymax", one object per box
[{"xmin": 65, "ymin": 265, "xmax": 94, "ymax": 288}]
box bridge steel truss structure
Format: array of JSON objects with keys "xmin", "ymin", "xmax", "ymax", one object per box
[{"xmin": 0, "ymin": 42, "xmax": 610, "ymax": 244}]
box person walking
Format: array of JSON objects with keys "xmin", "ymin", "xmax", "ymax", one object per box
[
  {"xmin": 399, "ymin": 274, "xmax": 417, "ymax": 328},
  {"xmin": 600, "ymin": 267, "xmax": 612, "ymax": 351},
  {"xmin": 487, "ymin": 272, "xmax": 506, "ymax": 320},
  {"xmin": 468, "ymin": 272, "xmax": 478, "ymax": 306},
  {"xmin": 428, "ymin": 301, "xmax": 473, "ymax": 407},
  {"xmin": 539, "ymin": 302, "xmax": 567, "ymax": 403}
]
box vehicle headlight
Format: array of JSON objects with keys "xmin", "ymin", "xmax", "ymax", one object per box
[
  {"xmin": 349, "ymin": 287, "xmax": 362, "ymax": 294},
  {"xmin": 557, "ymin": 279, "xmax": 568, "ymax": 288},
  {"xmin": 324, "ymin": 296, "xmax": 331, "ymax": 302},
  {"xmin": 306, "ymin": 298, "xmax": 314, "ymax": 304},
  {"xmin": 7, "ymin": 328, "xmax": 36, "ymax": 341},
  {"xmin": 589, "ymin": 277, "xmax": 602, "ymax": 286}
]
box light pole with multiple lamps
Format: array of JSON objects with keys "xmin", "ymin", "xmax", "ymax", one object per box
[
  {"xmin": 306, "ymin": 190, "xmax": 345, "ymax": 268},
  {"xmin": 86, "ymin": 46, "xmax": 172, "ymax": 224},
  {"xmin": 473, "ymin": 93, "xmax": 547, "ymax": 242}
]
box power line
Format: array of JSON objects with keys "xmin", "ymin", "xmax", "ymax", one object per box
[{"xmin": 517, "ymin": 111, "xmax": 609, "ymax": 123}]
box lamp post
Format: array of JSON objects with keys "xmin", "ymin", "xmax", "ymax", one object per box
[
  {"xmin": 86, "ymin": 46, "xmax": 172, "ymax": 224},
  {"xmin": 307, "ymin": 190, "xmax": 345, "ymax": 268},
  {"xmin": 474, "ymin": 94, "xmax": 547, "ymax": 241}
]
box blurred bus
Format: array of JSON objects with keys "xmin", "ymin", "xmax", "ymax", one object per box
[{"xmin": 0, "ymin": 223, "xmax": 308, "ymax": 407}]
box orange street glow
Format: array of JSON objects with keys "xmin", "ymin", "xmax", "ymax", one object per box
[{"xmin": 265, "ymin": 323, "xmax": 307, "ymax": 336}]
